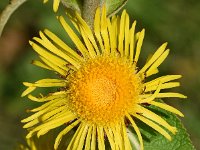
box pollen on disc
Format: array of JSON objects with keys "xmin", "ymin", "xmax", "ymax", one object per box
[{"xmin": 68, "ymin": 56, "xmax": 142, "ymax": 126}]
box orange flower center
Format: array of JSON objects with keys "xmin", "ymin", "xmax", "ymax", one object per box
[{"xmin": 68, "ymin": 57, "xmax": 142, "ymax": 125}]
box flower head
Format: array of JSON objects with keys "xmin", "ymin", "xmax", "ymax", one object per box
[{"xmin": 22, "ymin": 6, "xmax": 186, "ymax": 150}]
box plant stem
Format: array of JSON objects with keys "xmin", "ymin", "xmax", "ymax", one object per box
[
  {"xmin": 0, "ymin": 0, "xmax": 28, "ymax": 36},
  {"xmin": 82, "ymin": 0, "xmax": 101, "ymax": 30}
]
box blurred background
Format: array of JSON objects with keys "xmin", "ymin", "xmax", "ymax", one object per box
[{"xmin": 0, "ymin": 0, "xmax": 200, "ymax": 149}]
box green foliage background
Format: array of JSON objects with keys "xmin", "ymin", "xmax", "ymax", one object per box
[{"xmin": 0, "ymin": 0, "xmax": 200, "ymax": 149}]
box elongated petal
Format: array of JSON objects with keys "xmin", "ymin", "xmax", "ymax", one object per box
[
  {"xmin": 91, "ymin": 125, "xmax": 97, "ymax": 150},
  {"xmin": 54, "ymin": 120, "xmax": 80, "ymax": 149},
  {"xmin": 139, "ymin": 42, "xmax": 168, "ymax": 74},
  {"xmin": 135, "ymin": 105, "xmax": 177, "ymax": 134},
  {"xmin": 30, "ymin": 41, "xmax": 69, "ymax": 72},
  {"xmin": 122, "ymin": 122, "xmax": 132, "ymax": 150},
  {"xmin": 84, "ymin": 126, "xmax": 93, "ymax": 150},
  {"xmin": 118, "ymin": 10, "xmax": 126, "ymax": 56},
  {"xmin": 149, "ymin": 101, "xmax": 184, "ymax": 117},
  {"xmin": 146, "ymin": 49, "xmax": 170, "ymax": 75},
  {"xmin": 35, "ymin": 32, "xmax": 81, "ymax": 68},
  {"xmin": 44, "ymin": 29, "xmax": 83, "ymax": 61},
  {"xmin": 134, "ymin": 29, "xmax": 145, "ymax": 63},
  {"xmin": 126, "ymin": 113, "xmax": 144, "ymax": 150},
  {"xmin": 101, "ymin": 5, "xmax": 110, "ymax": 55},
  {"xmin": 67, "ymin": 123, "xmax": 84, "ymax": 150},
  {"xmin": 21, "ymin": 87, "xmax": 36, "ymax": 97},
  {"xmin": 135, "ymin": 114, "xmax": 172, "ymax": 140},
  {"xmin": 144, "ymin": 75, "xmax": 182, "ymax": 87},
  {"xmin": 74, "ymin": 12, "xmax": 100, "ymax": 56},
  {"xmin": 59, "ymin": 16, "xmax": 89, "ymax": 58},
  {"xmin": 104, "ymin": 127, "xmax": 115, "ymax": 150},
  {"xmin": 124, "ymin": 13, "xmax": 130, "ymax": 57},
  {"xmin": 23, "ymin": 79, "xmax": 67, "ymax": 88},
  {"xmin": 145, "ymin": 82, "xmax": 180, "ymax": 92},
  {"xmin": 97, "ymin": 126, "xmax": 105, "ymax": 150},
  {"xmin": 94, "ymin": 7, "xmax": 104, "ymax": 52},
  {"xmin": 53, "ymin": 0, "xmax": 60, "ymax": 12},
  {"xmin": 129, "ymin": 21, "xmax": 137, "ymax": 62},
  {"xmin": 76, "ymin": 124, "xmax": 89, "ymax": 150},
  {"xmin": 32, "ymin": 60, "xmax": 52, "ymax": 70}
]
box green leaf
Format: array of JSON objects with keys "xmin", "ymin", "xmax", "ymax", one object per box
[
  {"xmin": 105, "ymin": 0, "xmax": 128, "ymax": 17},
  {"xmin": 129, "ymin": 103, "xmax": 195, "ymax": 150}
]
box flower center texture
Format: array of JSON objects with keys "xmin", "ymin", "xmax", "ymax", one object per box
[{"xmin": 68, "ymin": 56, "xmax": 142, "ymax": 125}]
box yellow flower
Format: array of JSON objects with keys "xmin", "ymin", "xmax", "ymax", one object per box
[
  {"xmin": 21, "ymin": 6, "xmax": 186, "ymax": 150},
  {"xmin": 43, "ymin": 0, "xmax": 60, "ymax": 12}
]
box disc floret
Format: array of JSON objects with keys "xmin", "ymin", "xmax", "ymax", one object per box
[{"xmin": 68, "ymin": 57, "xmax": 142, "ymax": 125}]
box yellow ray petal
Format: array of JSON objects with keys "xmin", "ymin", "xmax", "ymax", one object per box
[
  {"xmin": 44, "ymin": 29, "xmax": 83, "ymax": 61},
  {"xmin": 118, "ymin": 10, "xmax": 126, "ymax": 56},
  {"xmin": 79, "ymin": 27, "xmax": 96, "ymax": 58},
  {"xmin": 54, "ymin": 120, "xmax": 80, "ymax": 150},
  {"xmin": 74, "ymin": 12, "xmax": 100, "ymax": 55},
  {"xmin": 30, "ymin": 41, "xmax": 69, "ymax": 72},
  {"xmin": 21, "ymin": 107, "xmax": 64, "ymax": 124},
  {"xmin": 76, "ymin": 124, "xmax": 89, "ymax": 150},
  {"xmin": 104, "ymin": 127, "xmax": 115, "ymax": 150},
  {"xmin": 97, "ymin": 126, "xmax": 105, "ymax": 150},
  {"xmin": 146, "ymin": 68, "xmax": 159, "ymax": 77},
  {"xmin": 40, "ymin": 56, "xmax": 67, "ymax": 76},
  {"xmin": 84, "ymin": 125, "xmax": 93, "ymax": 150},
  {"xmin": 21, "ymin": 87, "xmax": 36, "ymax": 97},
  {"xmin": 29, "ymin": 97, "xmax": 64, "ymax": 112},
  {"xmin": 126, "ymin": 113, "xmax": 143, "ymax": 150},
  {"xmin": 146, "ymin": 49, "xmax": 170, "ymax": 75},
  {"xmin": 134, "ymin": 114, "xmax": 172, "ymax": 141},
  {"xmin": 155, "ymin": 92, "xmax": 187, "ymax": 99},
  {"xmin": 59, "ymin": 16, "xmax": 89, "ymax": 58},
  {"xmin": 122, "ymin": 121, "xmax": 132, "ymax": 150},
  {"xmin": 111, "ymin": 126, "xmax": 120, "ymax": 149},
  {"xmin": 23, "ymin": 79, "xmax": 67, "ymax": 88},
  {"xmin": 36, "ymin": 112, "xmax": 76, "ymax": 137},
  {"xmin": 91, "ymin": 125, "xmax": 97, "ymax": 150},
  {"xmin": 32, "ymin": 60, "xmax": 52, "ymax": 70},
  {"xmin": 27, "ymin": 91, "xmax": 67, "ymax": 102},
  {"xmin": 40, "ymin": 106, "xmax": 66, "ymax": 121},
  {"xmin": 145, "ymin": 82, "xmax": 180, "ymax": 92},
  {"xmin": 67, "ymin": 123, "xmax": 84, "ymax": 150},
  {"xmin": 35, "ymin": 32, "xmax": 81, "ymax": 69},
  {"xmin": 129, "ymin": 21, "xmax": 137, "ymax": 62},
  {"xmin": 101, "ymin": 5, "xmax": 110, "ymax": 55},
  {"xmin": 124, "ymin": 13, "xmax": 130, "ymax": 57},
  {"xmin": 65, "ymin": 13, "xmax": 80, "ymax": 32},
  {"xmin": 24, "ymin": 109, "xmax": 66, "ymax": 127},
  {"xmin": 149, "ymin": 101, "xmax": 184, "ymax": 117},
  {"xmin": 135, "ymin": 105, "xmax": 177, "ymax": 134},
  {"xmin": 23, "ymin": 106, "xmax": 66, "ymax": 129},
  {"xmin": 140, "ymin": 83, "xmax": 161, "ymax": 103},
  {"xmin": 23, "ymin": 119, "xmax": 39, "ymax": 129},
  {"xmin": 107, "ymin": 17, "xmax": 117, "ymax": 56},
  {"xmin": 53, "ymin": 0, "xmax": 60, "ymax": 12},
  {"xmin": 138, "ymin": 42, "xmax": 168, "ymax": 74},
  {"xmin": 134, "ymin": 29, "xmax": 145, "ymax": 63},
  {"xmin": 94, "ymin": 7, "xmax": 104, "ymax": 52},
  {"xmin": 113, "ymin": 124, "xmax": 123, "ymax": 150},
  {"xmin": 143, "ymin": 75, "xmax": 182, "ymax": 87}
]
